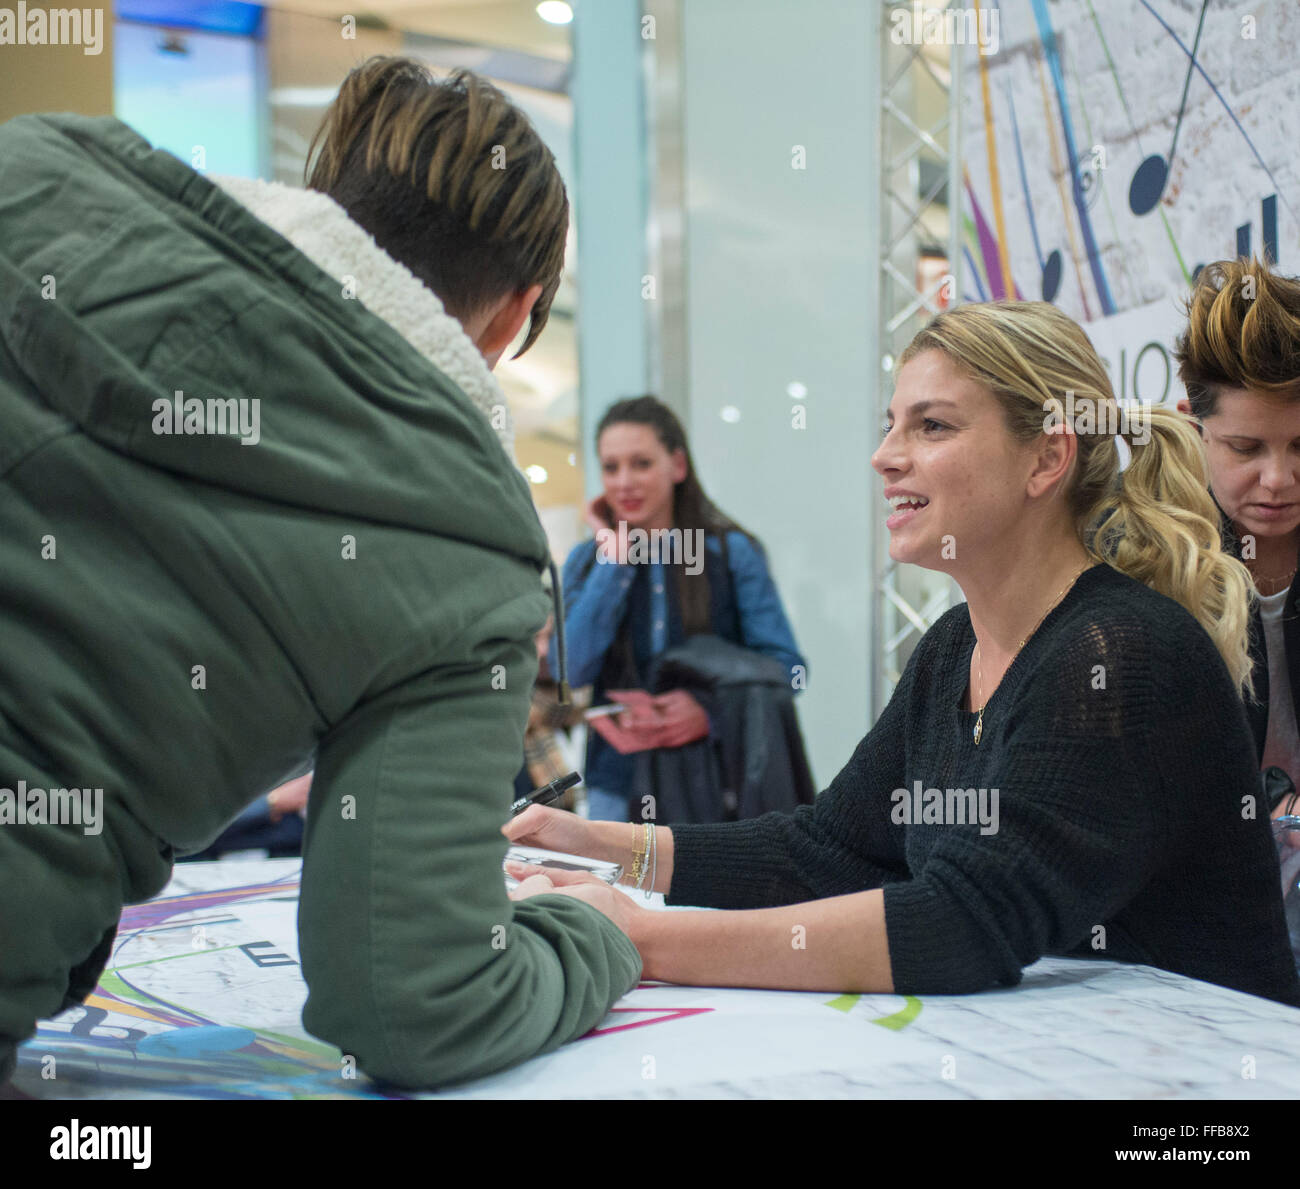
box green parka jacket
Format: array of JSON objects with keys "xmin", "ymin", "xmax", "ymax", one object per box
[{"xmin": 0, "ymin": 113, "xmax": 641, "ymax": 1089}]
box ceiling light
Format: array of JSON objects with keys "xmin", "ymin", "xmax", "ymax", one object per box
[{"xmin": 536, "ymin": 2, "xmax": 573, "ymax": 25}]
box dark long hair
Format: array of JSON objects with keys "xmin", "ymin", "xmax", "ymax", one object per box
[{"xmin": 596, "ymin": 396, "xmax": 759, "ymax": 634}]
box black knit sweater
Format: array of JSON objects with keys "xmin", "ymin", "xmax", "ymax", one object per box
[{"xmin": 667, "ymin": 563, "xmax": 1300, "ymax": 1008}]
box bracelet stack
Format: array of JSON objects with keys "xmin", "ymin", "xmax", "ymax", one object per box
[{"xmin": 628, "ymin": 821, "xmax": 657, "ymax": 898}]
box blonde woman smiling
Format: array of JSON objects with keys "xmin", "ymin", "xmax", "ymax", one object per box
[{"xmin": 507, "ymin": 302, "xmax": 1300, "ymax": 1009}]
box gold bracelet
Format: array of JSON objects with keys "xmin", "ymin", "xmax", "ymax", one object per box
[
  {"xmin": 628, "ymin": 822, "xmax": 646, "ymax": 885},
  {"xmin": 635, "ymin": 822, "xmax": 651, "ymax": 889},
  {"xmin": 644, "ymin": 822, "xmax": 656, "ymax": 899},
  {"xmin": 635, "ymin": 822, "xmax": 651, "ymax": 890}
]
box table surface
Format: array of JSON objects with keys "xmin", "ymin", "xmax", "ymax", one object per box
[{"xmin": 13, "ymin": 858, "xmax": 1300, "ymax": 1099}]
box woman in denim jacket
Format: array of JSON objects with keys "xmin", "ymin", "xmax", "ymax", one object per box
[{"xmin": 561, "ymin": 396, "xmax": 807, "ymax": 821}]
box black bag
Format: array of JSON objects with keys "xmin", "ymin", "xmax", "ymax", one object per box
[{"xmin": 631, "ymin": 635, "xmax": 815, "ymax": 824}]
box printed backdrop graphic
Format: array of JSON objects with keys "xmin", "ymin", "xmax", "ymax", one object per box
[{"xmin": 960, "ymin": 0, "xmax": 1300, "ymax": 403}]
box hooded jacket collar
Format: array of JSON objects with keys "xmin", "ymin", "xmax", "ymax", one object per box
[
  {"xmin": 211, "ymin": 174, "xmax": 516, "ymax": 462},
  {"xmin": 0, "ymin": 113, "xmax": 546, "ymax": 567},
  {"xmin": 207, "ymin": 175, "xmax": 576, "ymax": 689}
]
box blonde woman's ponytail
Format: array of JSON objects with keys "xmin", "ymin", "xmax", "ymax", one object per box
[{"xmin": 1083, "ymin": 406, "xmax": 1255, "ymax": 697}]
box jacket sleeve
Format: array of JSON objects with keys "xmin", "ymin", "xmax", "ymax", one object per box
[
  {"xmin": 297, "ymin": 594, "xmax": 642, "ymax": 1090},
  {"xmin": 724, "ymin": 532, "xmax": 807, "ymax": 691},
  {"xmin": 560, "ymin": 540, "xmax": 637, "ymax": 688}
]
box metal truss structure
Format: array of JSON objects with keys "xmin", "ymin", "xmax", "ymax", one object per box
[{"xmin": 867, "ymin": 1, "xmax": 968, "ymax": 718}]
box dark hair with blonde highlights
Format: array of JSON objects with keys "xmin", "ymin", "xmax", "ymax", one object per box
[
  {"xmin": 305, "ymin": 56, "xmax": 568, "ymax": 356},
  {"xmin": 1174, "ymin": 257, "xmax": 1300, "ymax": 417}
]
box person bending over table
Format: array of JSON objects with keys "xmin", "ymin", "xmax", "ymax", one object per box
[
  {"xmin": 505, "ymin": 300, "xmax": 1300, "ymax": 1009},
  {"xmin": 0, "ymin": 57, "xmax": 640, "ymax": 1092}
]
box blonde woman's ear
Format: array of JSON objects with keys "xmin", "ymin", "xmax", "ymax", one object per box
[{"xmin": 1026, "ymin": 421, "xmax": 1077, "ymax": 499}]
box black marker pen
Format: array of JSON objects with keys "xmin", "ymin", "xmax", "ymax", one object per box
[{"xmin": 509, "ymin": 770, "xmax": 581, "ymax": 817}]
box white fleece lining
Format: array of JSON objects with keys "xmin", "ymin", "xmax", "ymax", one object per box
[{"xmin": 211, "ymin": 174, "xmax": 516, "ymax": 461}]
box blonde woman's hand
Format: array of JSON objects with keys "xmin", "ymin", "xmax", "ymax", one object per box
[
  {"xmin": 506, "ymin": 863, "xmax": 647, "ymax": 943},
  {"xmin": 503, "ymin": 803, "xmax": 604, "ymax": 857}
]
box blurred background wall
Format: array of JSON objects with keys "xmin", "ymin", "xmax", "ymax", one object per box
[
  {"xmin": 7, "ymin": 2, "xmax": 1291, "ymax": 786},
  {"xmin": 0, "ymin": 5, "xmax": 114, "ymax": 121}
]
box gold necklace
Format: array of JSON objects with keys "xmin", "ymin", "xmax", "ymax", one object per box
[
  {"xmin": 973, "ymin": 564, "xmax": 1091, "ymax": 745},
  {"xmin": 1253, "ymin": 565, "xmax": 1297, "ymax": 595}
]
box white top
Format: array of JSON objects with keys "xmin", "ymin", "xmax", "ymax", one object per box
[{"xmin": 1259, "ymin": 584, "xmax": 1300, "ymax": 784}]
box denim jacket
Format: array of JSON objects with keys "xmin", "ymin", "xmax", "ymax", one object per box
[{"xmin": 561, "ymin": 529, "xmax": 806, "ymax": 798}]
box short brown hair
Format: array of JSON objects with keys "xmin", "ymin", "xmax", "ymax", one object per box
[
  {"xmin": 305, "ymin": 56, "xmax": 568, "ymax": 356},
  {"xmin": 1174, "ymin": 257, "xmax": 1300, "ymax": 418}
]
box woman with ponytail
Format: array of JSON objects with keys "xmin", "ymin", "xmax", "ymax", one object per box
[
  {"xmin": 1174, "ymin": 257, "xmax": 1300, "ymax": 819},
  {"xmin": 506, "ymin": 304, "xmax": 1300, "ymax": 1010}
]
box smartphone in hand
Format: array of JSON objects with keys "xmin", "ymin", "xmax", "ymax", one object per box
[{"xmin": 583, "ymin": 703, "xmax": 627, "ymax": 720}]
